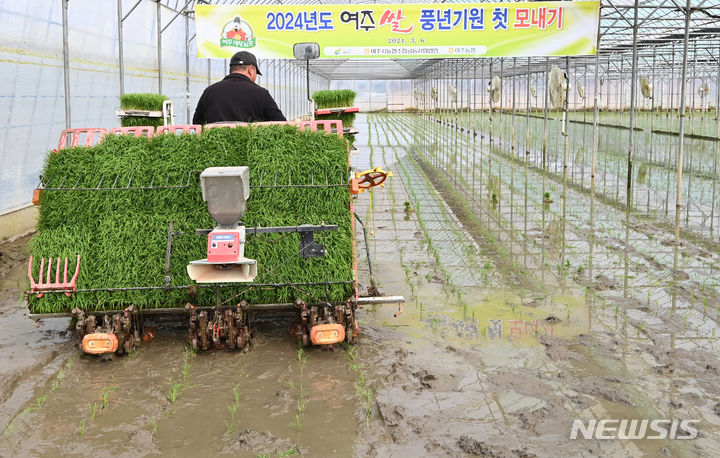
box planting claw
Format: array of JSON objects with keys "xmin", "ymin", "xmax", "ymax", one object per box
[{"xmin": 28, "ymin": 255, "xmax": 81, "ymax": 298}]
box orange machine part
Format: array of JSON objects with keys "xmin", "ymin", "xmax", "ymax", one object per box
[
  {"xmin": 350, "ymin": 178, "xmax": 360, "ymax": 195},
  {"xmin": 32, "ymin": 189, "xmax": 42, "ymax": 206},
  {"xmin": 82, "ymin": 333, "xmax": 118, "ymax": 354},
  {"xmin": 310, "ymin": 323, "xmax": 346, "ymax": 345}
]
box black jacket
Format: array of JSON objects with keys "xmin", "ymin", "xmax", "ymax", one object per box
[{"xmin": 192, "ymin": 73, "xmax": 286, "ymax": 124}]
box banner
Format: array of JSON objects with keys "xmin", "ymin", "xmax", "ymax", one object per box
[{"xmin": 195, "ymin": 2, "xmax": 600, "ymax": 59}]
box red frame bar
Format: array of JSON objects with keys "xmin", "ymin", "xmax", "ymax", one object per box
[
  {"xmin": 298, "ymin": 120, "xmax": 344, "ymax": 137},
  {"xmin": 57, "ymin": 128, "xmax": 107, "ymax": 150},
  {"xmin": 108, "ymin": 126, "xmax": 155, "ymax": 138},
  {"xmin": 315, "ymin": 107, "xmax": 359, "ymax": 116},
  {"xmin": 155, "ymin": 124, "xmax": 203, "ymax": 135}
]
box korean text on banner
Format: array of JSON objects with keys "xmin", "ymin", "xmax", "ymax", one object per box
[{"xmin": 195, "ymin": 2, "xmax": 600, "ymax": 59}]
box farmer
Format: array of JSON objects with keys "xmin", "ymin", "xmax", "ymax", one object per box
[{"xmin": 192, "ymin": 51, "xmax": 286, "ymax": 124}]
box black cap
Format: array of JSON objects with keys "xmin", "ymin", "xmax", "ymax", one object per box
[{"xmin": 230, "ymin": 51, "xmax": 262, "ymax": 75}]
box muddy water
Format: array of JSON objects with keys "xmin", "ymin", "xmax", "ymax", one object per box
[
  {"xmin": 1, "ymin": 314, "xmax": 357, "ymax": 456},
  {"xmin": 2, "ymin": 113, "xmax": 720, "ymax": 457}
]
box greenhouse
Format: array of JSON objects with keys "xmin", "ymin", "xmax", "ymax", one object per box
[{"xmin": 1, "ymin": 1, "xmax": 720, "ymax": 456}]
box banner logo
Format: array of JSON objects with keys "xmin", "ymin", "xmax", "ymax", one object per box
[{"xmin": 220, "ymin": 16, "xmax": 256, "ymax": 49}]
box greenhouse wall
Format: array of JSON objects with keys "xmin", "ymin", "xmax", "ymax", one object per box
[{"xmin": 0, "ymin": 0, "xmax": 320, "ymax": 216}]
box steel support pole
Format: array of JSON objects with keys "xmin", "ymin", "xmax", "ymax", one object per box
[
  {"xmin": 117, "ymin": 0, "xmax": 124, "ymax": 96},
  {"xmin": 627, "ymin": 0, "xmax": 640, "ymax": 208},
  {"xmin": 511, "ymin": 57, "xmax": 516, "ymax": 158},
  {"xmin": 62, "ymin": 0, "xmax": 71, "ymax": 129},
  {"xmin": 623, "ymin": 0, "xmax": 640, "ymax": 298},
  {"xmin": 499, "ymin": 57, "xmax": 504, "ymax": 153},
  {"xmin": 185, "ymin": 12, "xmax": 190, "ymax": 123},
  {"xmin": 712, "ymin": 38, "xmax": 720, "ymax": 234},
  {"xmin": 542, "ymin": 57, "xmax": 549, "ymax": 176},
  {"xmin": 589, "ymin": 12, "xmax": 602, "ymax": 286},
  {"xmin": 156, "ymin": 0, "xmax": 163, "ymax": 94},
  {"xmin": 674, "ymin": 0, "xmax": 692, "ymax": 246},
  {"xmin": 685, "ymin": 41, "xmax": 698, "ymax": 225},
  {"xmin": 647, "ymin": 47, "xmax": 657, "ymax": 213},
  {"xmin": 525, "ymin": 57, "xmax": 531, "ymax": 158}
]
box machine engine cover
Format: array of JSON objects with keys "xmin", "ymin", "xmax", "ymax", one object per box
[{"xmin": 208, "ymin": 231, "xmax": 240, "ymax": 263}]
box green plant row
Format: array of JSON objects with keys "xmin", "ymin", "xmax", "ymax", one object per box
[
  {"xmin": 120, "ymin": 93, "xmax": 169, "ymax": 111},
  {"xmin": 312, "ymin": 90, "xmax": 357, "ymax": 109},
  {"xmin": 120, "ymin": 93, "xmax": 169, "ymax": 128},
  {"xmin": 28, "ymin": 126, "xmax": 355, "ymax": 313}
]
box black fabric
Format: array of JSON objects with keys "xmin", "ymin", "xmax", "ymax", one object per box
[{"xmin": 192, "ymin": 73, "xmax": 286, "ymax": 124}]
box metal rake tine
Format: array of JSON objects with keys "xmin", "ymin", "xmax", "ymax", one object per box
[
  {"xmin": 55, "ymin": 257, "xmax": 62, "ymax": 284},
  {"xmin": 63, "ymin": 257, "xmax": 69, "ymax": 283},
  {"xmin": 45, "ymin": 257, "xmax": 52, "ymax": 285}
]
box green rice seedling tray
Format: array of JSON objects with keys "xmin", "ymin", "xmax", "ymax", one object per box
[
  {"xmin": 119, "ymin": 93, "xmax": 169, "ymax": 128},
  {"xmin": 28, "ymin": 125, "xmax": 355, "ymax": 313}
]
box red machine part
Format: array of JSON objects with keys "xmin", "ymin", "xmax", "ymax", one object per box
[
  {"xmin": 298, "ymin": 120, "xmax": 343, "ymax": 137},
  {"xmin": 207, "ymin": 232, "xmax": 240, "ymax": 263},
  {"xmin": 309, "ymin": 323, "xmax": 346, "ymax": 345},
  {"xmin": 27, "ymin": 255, "xmax": 81, "ymax": 298},
  {"xmin": 82, "ymin": 333, "xmax": 119, "ymax": 354},
  {"xmin": 55, "ymin": 122, "xmax": 342, "ymax": 153},
  {"xmin": 315, "ymin": 106, "xmax": 359, "ymax": 116},
  {"xmin": 57, "ymin": 128, "xmax": 107, "ymax": 150},
  {"xmin": 156, "ymin": 124, "xmax": 202, "ymax": 135},
  {"xmin": 350, "ymin": 167, "xmax": 393, "ymax": 195},
  {"xmin": 109, "ymin": 126, "xmax": 154, "ymax": 138}
]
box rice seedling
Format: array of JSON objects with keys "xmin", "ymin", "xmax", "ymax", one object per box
[
  {"xmin": 289, "ymin": 414, "xmax": 302, "ymax": 432},
  {"xmin": 313, "ymin": 90, "xmax": 357, "ymax": 135},
  {"xmin": 233, "ymin": 383, "xmax": 241, "ymax": 404},
  {"xmin": 3, "ymin": 420, "xmax": 15, "ymax": 438},
  {"xmin": 312, "ymin": 89, "xmax": 356, "ymax": 109},
  {"xmin": 28, "ymin": 126, "xmax": 354, "ymax": 313},
  {"xmin": 100, "ymin": 385, "xmax": 116, "ymax": 408},
  {"xmin": 181, "ymin": 347, "xmax": 194, "ymax": 381},
  {"xmin": 87, "ymin": 402, "xmax": 100, "ymax": 421},
  {"xmin": 34, "ymin": 396, "xmax": 47, "ymax": 409},
  {"xmin": 51, "ymin": 355, "xmax": 72, "ymax": 391},
  {"xmin": 354, "ymin": 370, "xmax": 373, "ymax": 428},
  {"xmin": 120, "ymin": 93, "xmax": 169, "ymax": 128},
  {"xmin": 227, "ymin": 404, "xmax": 238, "ymax": 419},
  {"xmin": 277, "ymin": 446, "xmax": 298, "ymax": 456},
  {"xmin": 295, "ymin": 347, "xmax": 309, "ymax": 415},
  {"xmin": 78, "ymin": 420, "xmax": 85, "ymax": 438},
  {"xmin": 120, "ymin": 93, "xmax": 169, "ymax": 111},
  {"xmin": 166, "ymin": 383, "xmax": 182, "ymax": 403}
]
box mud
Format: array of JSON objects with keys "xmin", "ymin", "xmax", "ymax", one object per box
[{"xmin": 3, "ymin": 114, "xmax": 720, "ymax": 457}]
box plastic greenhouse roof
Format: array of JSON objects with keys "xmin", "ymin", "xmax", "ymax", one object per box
[{"xmin": 158, "ymin": 0, "xmax": 720, "ymax": 80}]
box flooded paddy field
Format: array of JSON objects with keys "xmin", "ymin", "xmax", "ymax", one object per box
[{"xmin": 2, "ymin": 113, "xmax": 720, "ymax": 457}]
